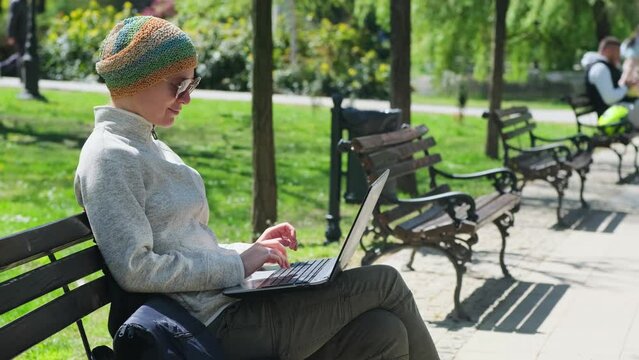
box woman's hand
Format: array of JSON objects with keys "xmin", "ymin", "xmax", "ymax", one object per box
[{"xmin": 240, "ymin": 223, "xmax": 298, "ymax": 277}]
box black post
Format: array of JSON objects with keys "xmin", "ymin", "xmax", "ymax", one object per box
[
  {"xmin": 325, "ymin": 94, "xmax": 344, "ymax": 244},
  {"xmin": 19, "ymin": 0, "xmax": 45, "ymax": 101}
]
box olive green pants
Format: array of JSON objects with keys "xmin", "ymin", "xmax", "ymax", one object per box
[{"xmin": 209, "ymin": 265, "xmax": 440, "ymax": 360}]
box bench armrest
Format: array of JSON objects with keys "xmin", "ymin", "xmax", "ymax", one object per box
[
  {"xmin": 433, "ymin": 167, "xmax": 518, "ymax": 194},
  {"xmin": 510, "ymin": 143, "xmax": 571, "ymax": 161},
  {"xmin": 395, "ymin": 191, "xmax": 478, "ymax": 224},
  {"xmin": 532, "ymin": 133, "xmax": 587, "ymax": 144},
  {"xmin": 533, "ymin": 133, "xmax": 592, "ymax": 153}
]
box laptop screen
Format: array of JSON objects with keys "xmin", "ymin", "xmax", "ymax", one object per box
[{"xmin": 336, "ymin": 169, "xmax": 389, "ymax": 271}]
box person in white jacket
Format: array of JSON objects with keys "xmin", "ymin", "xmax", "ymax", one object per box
[
  {"xmin": 581, "ymin": 36, "xmax": 639, "ymax": 127},
  {"xmin": 75, "ymin": 15, "xmax": 440, "ymax": 360}
]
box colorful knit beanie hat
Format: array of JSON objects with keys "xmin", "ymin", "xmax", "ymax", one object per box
[{"xmin": 96, "ymin": 16, "xmax": 197, "ymax": 98}]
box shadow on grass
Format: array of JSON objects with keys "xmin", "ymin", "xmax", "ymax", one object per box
[
  {"xmin": 433, "ymin": 277, "xmax": 569, "ymax": 335},
  {"xmin": 0, "ymin": 118, "xmax": 88, "ymax": 148}
]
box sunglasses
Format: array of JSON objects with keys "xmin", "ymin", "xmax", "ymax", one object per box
[{"xmin": 166, "ymin": 76, "xmax": 201, "ymax": 99}]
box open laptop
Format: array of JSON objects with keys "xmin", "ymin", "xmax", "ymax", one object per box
[{"xmin": 223, "ymin": 169, "xmax": 389, "ymax": 296}]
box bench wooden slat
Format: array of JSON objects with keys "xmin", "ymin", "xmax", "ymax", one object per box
[
  {"xmin": 365, "ymin": 137, "xmax": 436, "ymax": 170},
  {"xmin": 0, "ymin": 246, "xmax": 103, "ymax": 314},
  {"xmin": 500, "ymin": 112, "xmax": 532, "ymax": 128},
  {"xmin": 0, "ymin": 277, "xmax": 110, "ymax": 359},
  {"xmin": 381, "ymin": 154, "xmax": 442, "ymax": 179},
  {"xmin": 475, "ymin": 193, "xmax": 520, "ymax": 226},
  {"xmin": 380, "ymin": 185, "xmax": 451, "ymax": 223},
  {"xmin": 397, "ymin": 203, "xmax": 449, "ymax": 231},
  {"xmin": 0, "ymin": 213, "xmax": 92, "ymax": 271},
  {"xmin": 494, "ymin": 106, "xmax": 528, "ymax": 117},
  {"xmin": 351, "ymin": 125, "xmax": 428, "ymax": 153},
  {"xmin": 503, "ymin": 124, "xmax": 536, "ymax": 140},
  {"xmin": 565, "ymin": 151, "xmax": 593, "ymax": 170}
]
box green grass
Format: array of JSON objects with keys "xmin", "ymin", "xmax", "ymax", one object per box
[
  {"xmin": 412, "ymin": 93, "xmax": 570, "ymax": 110},
  {"xmin": 0, "ymin": 86, "xmax": 577, "ymax": 358}
]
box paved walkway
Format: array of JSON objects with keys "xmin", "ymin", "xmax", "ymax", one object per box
[
  {"xmin": 376, "ymin": 149, "xmax": 639, "ymax": 359},
  {"xmin": 0, "ymin": 77, "xmax": 576, "ymax": 123}
]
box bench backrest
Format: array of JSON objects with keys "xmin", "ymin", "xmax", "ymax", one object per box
[
  {"xmin": 564, "ymin": 94, "xmax": 598, "ymax": 132},
  {"xmin": 348, "ymin": 125, "xmax": 451, "ymax": 231},
  {"xmin": 0, "ymin": 213, "xmax": 110, "ymax": 359},
  {"xmin": 491, "ymin": 106, "xmax": 537, "ymax": 162}
]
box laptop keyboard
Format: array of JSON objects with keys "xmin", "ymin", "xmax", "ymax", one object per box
[{"xmin": 259, "ymin": 258, "xmax": 330, "ymax": 288}]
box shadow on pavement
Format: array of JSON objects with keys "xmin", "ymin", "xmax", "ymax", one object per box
[
  {"xmin": 433, "ymin": 278, "xmax": 569, "ymax": 335},
  {"xmin": 556, "ymin": 207, "xmax": 627, "ymax": 233},
  {"xmin": 619, "ymin": 171, "xmax": 639, "ymax": 184}
]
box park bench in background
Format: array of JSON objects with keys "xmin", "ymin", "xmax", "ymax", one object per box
[
  {"xmin": 340, "ymin": 124, "xmax": 521, "ymax": 319},
  {"xmin": 487, "ymin": 106, "xmax": 593, "ymax": 224},
  {"xmin": 0, "ymin": 213, "xmax": 114, "ymax": 359},
  {"xmin": 564, "ymin": 94, "xmax": 639, "ymax": 182}
]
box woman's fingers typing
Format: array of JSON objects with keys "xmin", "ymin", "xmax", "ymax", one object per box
[{"xmin": 260, "ymin": 222, "xmax": 298, "ymax": 250}]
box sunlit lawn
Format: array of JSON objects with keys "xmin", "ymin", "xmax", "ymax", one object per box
[
  {"xmin": 412, "ymin": 93, "xmax": 570, "ymax": 110},
  {"xmin": 0, "ymin": 86, "xmax": 576, "ymax": 358}
]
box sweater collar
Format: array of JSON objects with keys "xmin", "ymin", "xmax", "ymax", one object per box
[{"xmin": 94, "ymin": 106, "xmax": 155, "ymax": 143}]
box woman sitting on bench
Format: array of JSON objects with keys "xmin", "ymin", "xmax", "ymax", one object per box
[{"xmin": 74, "ymin": 15, "xmax": 440, "ymax": 360}]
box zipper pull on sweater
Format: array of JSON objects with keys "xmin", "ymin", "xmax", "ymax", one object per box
[{"xmin": 151, "ymin": 125, "xmax": 158, "ymax": 140}]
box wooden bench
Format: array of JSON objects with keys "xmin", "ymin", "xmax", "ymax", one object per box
[
  {"xmin": 0, "ymin": 213, "xmax": 228, "ymax": 359},
  {"xmin": 340, "ymin": 124, "xmax": 521, "ymax": 319},
  {"xmin": 0, "ymin": 213, "xmax": 115, "ymax": 359},
  {"xmin": 564, "ymin": 94, "xmax": 639, "ymax": 182},
  {"xmin": 487, "ymin": 106, "xmax": 593, "ymax": 224}
]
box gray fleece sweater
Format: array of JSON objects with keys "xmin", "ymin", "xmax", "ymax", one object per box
[{"xmin": 75, "ymin": 106, "xmax": 245, "ymax": 325}]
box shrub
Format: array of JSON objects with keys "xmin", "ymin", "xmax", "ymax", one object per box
[
  {"xmin": 39, "ymin": 1, "xmax": 133, "ymax": 81},
  {"xmin": 36, "ymin": 0, "xmax": 391, "ymax": 99},
  {"xmin": 179, "ymin": 17, "xmax": 252, "ymax": 92},
  {"xmin": 274, "ymin": 18, "xmax": 390, "ymax": 99}
]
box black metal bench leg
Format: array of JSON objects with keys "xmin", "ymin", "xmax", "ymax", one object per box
[
  {"xmin": 403, "ymin": 247, "xmax": 418, "ymax": 271},
  {"xmin": 494, "ymin": 213, "xmax": 514, "ymax": 279},
  {"xmin": 433, "ymin": 234, "xmax": 475, "ymax": 321},
  {"xmin": 554, "ymin": 183, "xmax": 566, "ymax": 225},
  {"xmin": 612, "ymin": 147, "xmax": 624, "ymax": 183},
  {"xmin": 578, "ymin": 168, "xmax": 589, "ymax": 209},
  {"xmin": 632, "ymin": 142, "xmax": 639, "ymax": 173},
  {"xmin": 452, "ymin": 261, "xmax": 470, "ymax": 320},
  {"xmin": 548, "ymin": 168, "xmax": 570, "ymax": 225}
]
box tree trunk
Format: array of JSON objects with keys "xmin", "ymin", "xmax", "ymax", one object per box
[
  {"xmin": 592, "ymin": 0, "xmax": 611, "ymax": 41},
  {"xmin": 390, "ymin": 0, "xmax": 411, "ymax": 125},
  {"xmin": 486, "ymin": 0, "xmax": 509, "ymax": 159},
  {"xmin": 390, "ymin": 0, "xmax": 417, "ymax": 194},
  {"xmin": 251, "ymin": 0, "xmax": 277, "ymax": 237}
]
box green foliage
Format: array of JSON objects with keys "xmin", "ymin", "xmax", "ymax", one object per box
[
  {"xmin": 413, "ymin": 0, "xmax": 493, "ymax": 81},
  {"xmin": 186, "ymin": 17, "xmax": 252, "ymax": 91},
  {"xmin": 175, "ymin": 0, "xmax": 250, "ymax": 22},
  {"xmin": 173, "ymin": 0, "xmax": 253, "ymax": 91},
  {"xmin": 412, "ymin": 0, "xmax": 639, "ymax": 83},
  {"xmin": 174, "ymin": 0, "xmax": 390, "ymax": 98},
  {"xmin": 274, "ymin": 17, "xmax": 390, "ymax": 98},
  {"xmin": 39, "ymin": 1, "xmax": 134, "ymax": 81},
  {"xmin": 278, "ymin": 0, "xmax": 391, "ymax": 98}
]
